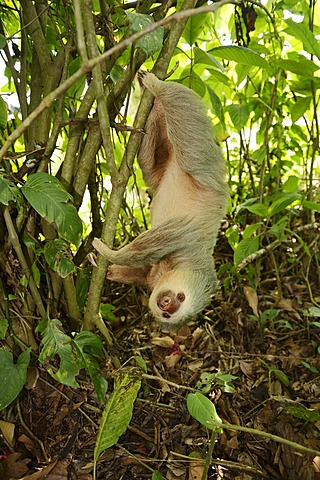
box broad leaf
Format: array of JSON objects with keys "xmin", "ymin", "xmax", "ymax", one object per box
[
  {"xmin": 193, "ymin": 46, "xmax": 224, "ymax": 71},
  {"xmin": 207, "ymin": 86, "xmax": 224, "ymax": 124},
  {"xmin": 21, "ymin": 173, "xmax": 82, "ymax": 247},
  {"xmin": 234, "ymin": 236, "xmax": 260, "ymax": 266},
  {"xmin": 43, "ymin": 239, "xmax": 76, "ymax": 278},
  {"xmin": 227, "ymin": 104, "xmax": 249, "ymax": 131},
  {"xmin": 302, "ymin": 200, "xmax": 320, "ymax": 212},
  {"xmin": 182, "ymin": 13, "xmax": 207, "ymax": 46},
  {"xmin": 94, "ymin": 367, "xmax": 141, "ymax": 459},
  {"xmin": 268, "ymin": 192, "xmax": 301, "ymax": 216},
  {"xmin": 0, "ymin": 348, "xmax": 31, "ymax": 409},
  {"xmin": 277, "ymin": 59, "xmax": 318, "ymax": 78},
  {"xmin": 0, "ymin": 176, "xmax": 22, "ymax": 205},
  {"xmin": 187, "ymin": 392, "xmax": 222, "ymax": 431},
  {"xmin": 126, "ymin": 12, "xmax": 163, "ymax": 55},
  {"xmin": 291, "ymin": 96, "xmax": 311, "ymax": 123},
  {"xmin": 285, "ymin": 18, "xmax": 320, "ymax": 60},
  {"xmin": 73, "ymin": 332, "xmax": 108, "ymax": 407},
  {"xmin": 39, "ymin": 318, "xmax": 80, "ymax": 387},
  {"xmin": 209, "ymin": 45, "xmax": 269, "ymax": 69}
]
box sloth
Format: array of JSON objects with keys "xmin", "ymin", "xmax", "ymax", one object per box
[{"xmin": 92, "ymin": 71, "xmax": 229, "ymax": 330}]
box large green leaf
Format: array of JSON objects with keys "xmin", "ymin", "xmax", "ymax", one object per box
[
  {"xmin": 291, "ymin": 96, "xmax": 311, "ymax": 123},
  {"xmin": 73, "ymin": 332, "xmax": 108, "ymax": 407},
  {"xmin": 209, "ymin": 45, "xmax": 269, "ymax": 69},
  {"xmin": 43, "ymin": 239, "xmax": 76, "ymax": 278},
  {"xmin": 38, "ymin": 318, "xmax": 80, "ymax": 387},
  {"xmin": 285, "ymin": 18, "xmax": 320, "ymax": 60},
  {"xmin": 187, "ymin": 392, "xmax": 222, "ymax": 431},
  {"xmin": 38, "ymin": 319, "xmax": 107, "ymax": 403},
  {"xmin": 126, "ymin": 12, "xmax": 163, "ymax": 56},
  {"xmin": 277, "ymin": 59, "xmax": 318, "ymax": 78},
  {"xmin": 268, "ymin": 192, "xmax": 301, "ymax": 216},
  {"xmin": 234, "ymin": 236, "xmax": 260, "ymax": 266},
  {"xmin": 21, "ymin": 173, "xmax": 82, "ymax": 247},
  {"xmin": 207, "ymin": 86, "xmax": 224, "ymax": 124},
  {"xmin": 193, "ymin": 46, "xmax": 224, "ymax": 71},
  {"xmin": 0, "ymin": 348, "xmax": 31, "ymax": 409},
  {"xmin": 94, "ymin": 367, "xmax": 141, "ymax": 459},
  {"xmin": 227, "ymin": 104, "xmax": 249, "ymax": 131},
  {"xmin": 182, "ymin": 13, "xmax": 207, "ymax": 46},
  {"xmin": 0, "ymin": 175, "xmax": 22, "ymax": 205}
]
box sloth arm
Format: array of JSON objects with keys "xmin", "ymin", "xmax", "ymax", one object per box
[{"xmin": 92, "ymin": 217, "xmax": 201, "ymax": 268}]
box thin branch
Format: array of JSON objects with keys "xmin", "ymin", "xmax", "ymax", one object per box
[{"xmin": 0, "ymin": 0, "xmax": 237, "ymax": 163}]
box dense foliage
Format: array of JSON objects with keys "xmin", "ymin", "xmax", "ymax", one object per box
[{"xmin": 0, "ymin": 0, "xmax": 319, "ymax": 478}]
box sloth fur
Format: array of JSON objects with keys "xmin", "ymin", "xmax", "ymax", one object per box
[{"xmin": 93, "ymin": 72, "xmax": 229, "ymax": 330}]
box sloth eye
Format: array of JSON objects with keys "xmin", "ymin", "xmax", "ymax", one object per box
[{"xmin": 177, "ymin": 293, "xmax": 185, "ymax": 302}]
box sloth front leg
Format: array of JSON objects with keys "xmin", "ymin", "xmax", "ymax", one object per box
[
  {"xmin": 107, "ymin": 265, "xmax": 150, "ymax": 286},
  {"xmin": 92, "ymin": 217, "xmax": 197, "ymax": 268}
]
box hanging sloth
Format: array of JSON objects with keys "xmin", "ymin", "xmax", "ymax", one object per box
[{"xmin": 93, "ymin": 72, "xmax": 229, "ymax": 330}]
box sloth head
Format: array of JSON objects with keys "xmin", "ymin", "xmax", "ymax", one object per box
[{"xmin": 149, "ymin": 269, "xmax": 217, "ymax": 331}]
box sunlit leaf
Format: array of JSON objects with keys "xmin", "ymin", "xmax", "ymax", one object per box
[{"xmin": 94, "ymin": 367, "xmax": 141, "ymax": 459}]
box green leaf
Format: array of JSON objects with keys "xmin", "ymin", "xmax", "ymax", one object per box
[
  {"xmin": 182, "ymin": 13, "xmax": 207, "ymax": 46},
  {"xmin": 207, "ymin": 86, "xmax": 224, "ymax": 124},
  {"xmin": 43, "ymin": 239, "xmax": 76, "ymax": 278},
  {"xmin": 187, "ymin": 392, "xmax": 222, "ymax": 431},
  {"xmin": 277, "ymin": 59, "xmax": 318, "ymax": 78},
  {"xmin": 31, "ymin": 262, "xmax": 41, "ymax": 288},
  {"xmin": 246, "ymin": 203, "xmax": 268, "ymax": 217},
  {"xmin": 94, "ymin": 367, "xmax": 141, "ymax": 459},
  {"xmin": 39, "ymin": 318, "xmax": 80, "ymax": 387},
  {"xmin": 73, "ymin": 332, "xmax": 108, "ymax": 406},
  {"xmin": 226, "ymin": 104, "xmax": 249, "ymax": 131},
  {"xmin": 243, "ymin": 223, "xmax": 262, "ymax": 239},
  {"xmin": 282, "ymin": 175, "xmax": 299, "ymax": 193},
  {"xmin": 206, "ymin": 68, "xmax": 231, "ymax": 87},
  {"xmin": 268, "ymin": 192, "xmax": 301, "ymax": 216},
  {"xmin": 0, "ymin": 96, "xmax": 8, "ymax": 129},
  {"xmin": 68, "ymin": 57, "xmax": 86, "ymax": 99},
  {"xmin": 126, "ymin": 12, "xmax": 163, "ymax": 55},
  {"xmin": 21, "ymin": 173, "xmax": 82, "ymax": 247},
  {"xmin": 234, "ymin": 236, "xmax": 260, "ymax": 266},
  {"xmin": 309, "ymin": 306, "xmax": 320, "ymax": 317},
  {"xmin": 193, "ymin": 46, "xmax": 224, "ymax": 71},
  {"xmin": 152, "ymin": 471, "xmax": 166, "ymax": 480},
  {"xmin": 0, "ymin": 34, "xmax": 6, "ymax": 49},
  {"xmin": 291, "ymin": 96, "xmax": 311, "ymax": 123},
  {"xmin": 209, "ymin": 45, "xmax": 269, "ymax": 69},
  {"xmin": 0, "ymin": 175, "xmax": 22, "ymax": 205},
  {"xmin": 285, "ymin": 18, "xmax": 320, "ymax": 60},
  {"xmin": 0, "ymin": 348, "xmax": 31, "ymax": 409},
  {"xmin": 302, "ymin": 200, "xmax": 320, "ymax": 212},
  {"xmin": 0, "ymin": 319, "xmax": 9, "ymax": 340}
]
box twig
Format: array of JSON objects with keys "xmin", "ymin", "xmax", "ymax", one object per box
[
  {"xmin": 215, "ymin": 421, "xmax": 320, "ymax": 457},
  {"xmin": 0, "ymin": 0, "xmax": 237, "ymax": 162}
]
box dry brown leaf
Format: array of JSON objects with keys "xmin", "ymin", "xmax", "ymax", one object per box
[
  {"xmin": 165, "ymin": 353, "xmax": 182, "ymax": 369},
  {"xmin": 243, "ymin": 285, "xmax": 259, "ymax": 317},
  {"xmin": 20, "ymin": 459, "xmax": 69, "ymax": 480},
  {"xmin": 0, "ymin": 420, "xmax": 15, "ymax": 448},
  {"xmin": 239, "ymin": 360, "xmax": 254, "ymax": 378},
  {"xmin": 25, "ymin": 366, "xmax": 39, "ymax": 390},
  {"xmin": 1, "ymin": 453, "xmax": 30, "ymax": 479},
  {"xmin": 151, "ymin": 336, "xmax": 175, "ymax": 348},
  {"xmin": 188, "ymin": 453, "xmax": 204, "ymax": 480}
]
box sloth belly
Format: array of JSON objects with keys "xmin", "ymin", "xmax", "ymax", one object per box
[{"xmin": 150, "ymin": 162, "xmax": 205, "ymax": 226}]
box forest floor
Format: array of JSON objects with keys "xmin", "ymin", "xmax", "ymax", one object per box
[{"xmin": 1, "ymin": 230, "xmax": 320, "ymax": 480}]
